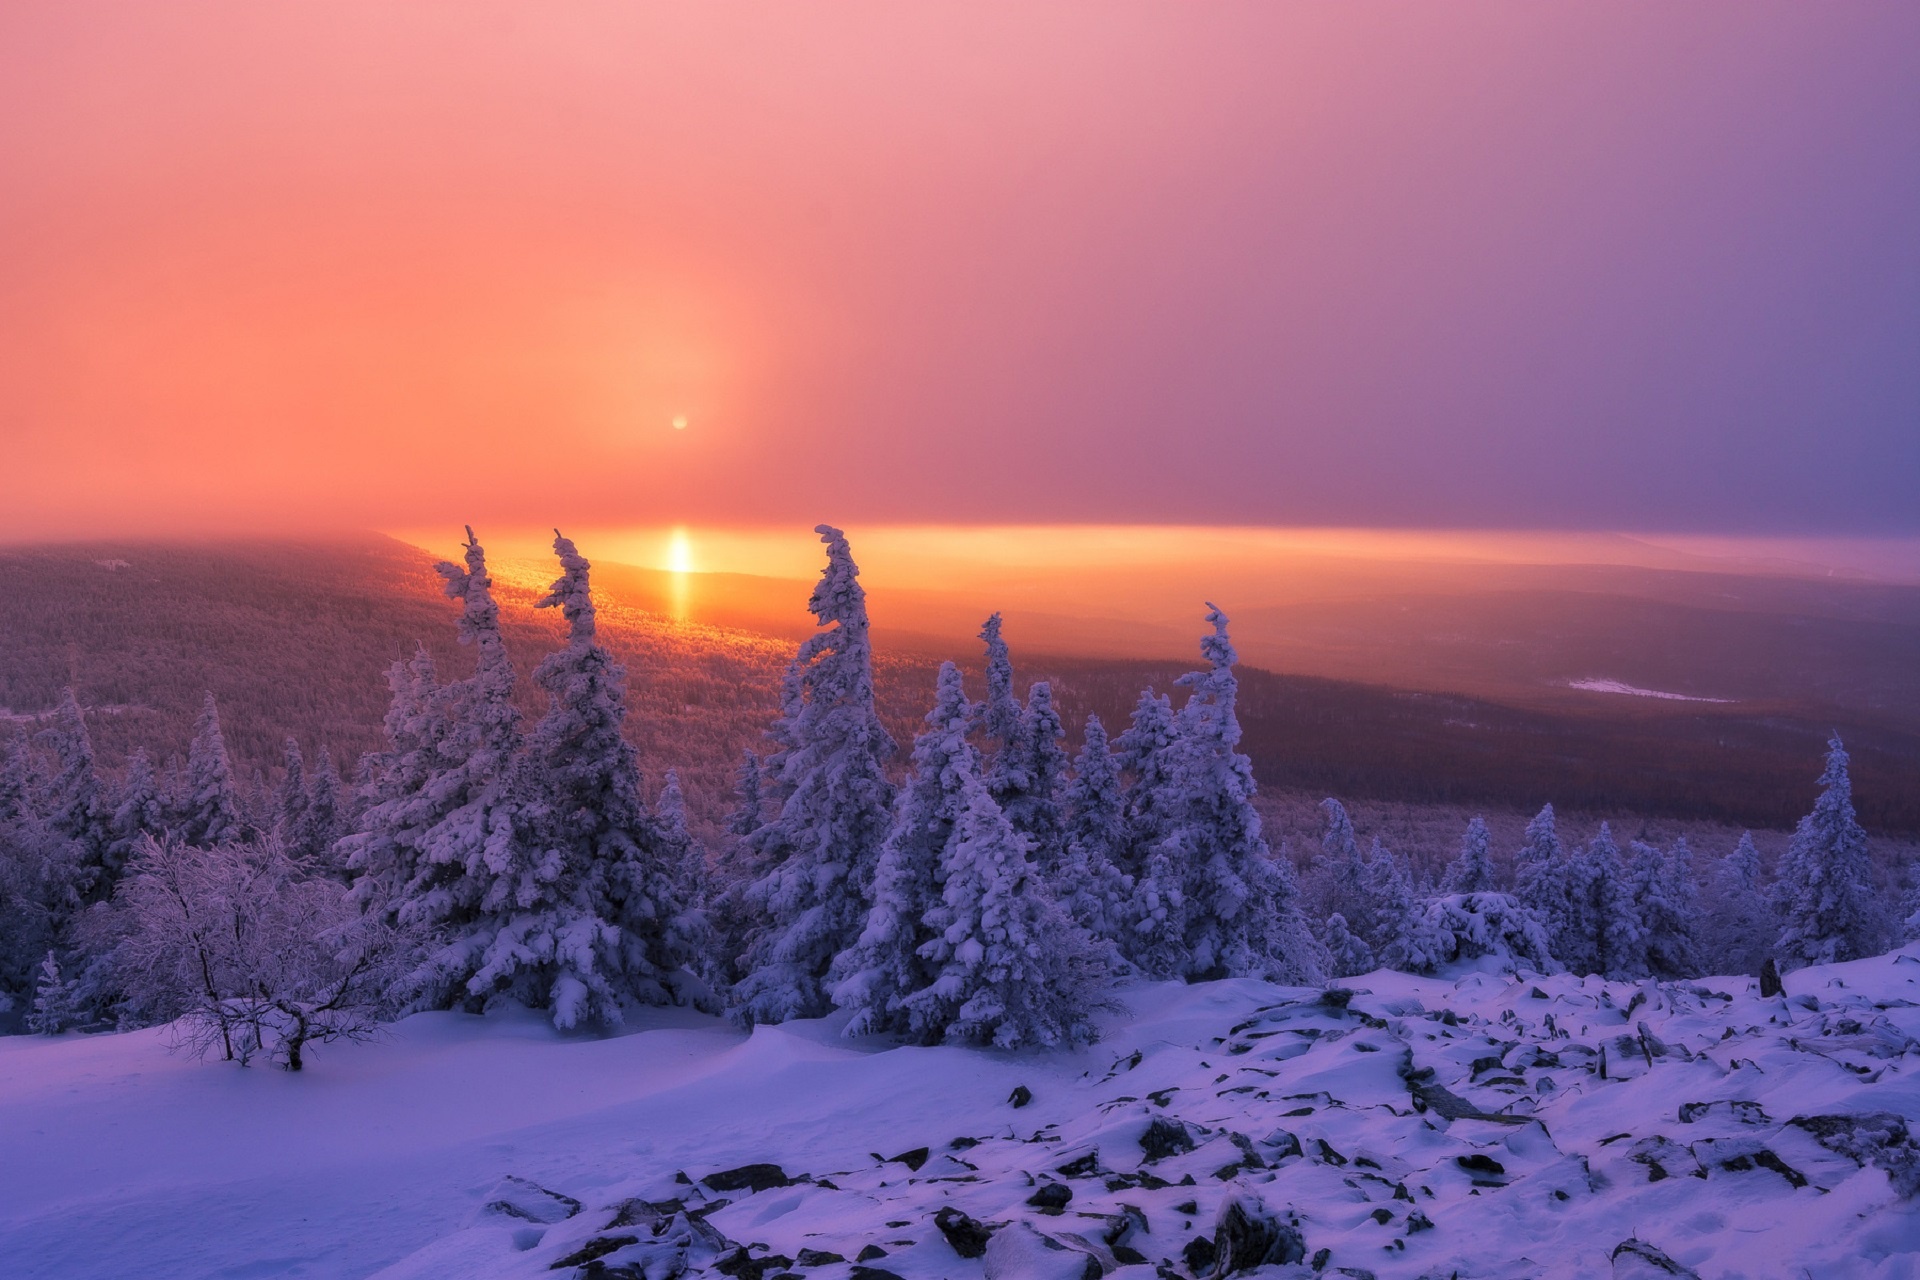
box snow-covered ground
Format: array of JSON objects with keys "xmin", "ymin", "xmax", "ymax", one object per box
[
  {"xmin": 5, "ymin": 953, "xmax": 1920, "ymax": 1280},
  {"xmin": 1565, "ymin": 680, "xmax": 1734, "ymax": 704}
]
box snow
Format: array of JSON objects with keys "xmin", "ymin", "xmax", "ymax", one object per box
[
  {"xmin": 5, "ymin": 952, "xmax": 1920, "ymax": 1279},
  {"xmin": 1567, "ymin": 679, "xmax": 1734, "ymax": 703}
]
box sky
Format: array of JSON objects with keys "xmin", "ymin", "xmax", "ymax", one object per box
[{"xmin": 2, "ymin": 2, "xmax": 1916, "ymax": 541}]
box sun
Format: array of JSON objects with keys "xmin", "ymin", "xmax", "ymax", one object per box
[
  {"xmin": 671, "ymin": 415, "xmax": 688, "ymax": 431},
  {"xmin": 667, "ymin": 527, "xmax": 695, "ymax": 575}
]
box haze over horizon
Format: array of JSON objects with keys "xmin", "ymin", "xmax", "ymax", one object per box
[{"xmin": 3, "ymin": 2, "xmax": 1916, "ymax": 540}]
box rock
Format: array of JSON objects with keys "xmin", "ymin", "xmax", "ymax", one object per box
[
  {"xmin": 1210, "ymin": 1195, "xmax": 1306, "ymax": 1274},
  {"xmin": 850, "ymin": 1269, "xmax": 906, "ymax": 1280},
  {"xmin": 983, "ymin": 1222, "xmax": 1102, "ymax": 1280},
  {"xmin": 855, "ymin": 1245, "xmax": 889, "ymax": 1261},
  {"xmin": 1141, "ymin": 1117, "xmax": 1195, "ymax": 1162},
  {"xmin": 795, "ymin": 1247, "xmax": 846, "ymax": 1266},
  {"xmin": 548, "ymin": 1234, "xmax": 638, "ymax": 1268},
  {"xmin": 935, "ymin": 1206, "xmax": 995, "ymax": 1259},
  {"xmin": 1057, "ymin": 1151, "xmax": 1102, "ymax": 1178},
  {"xmin": 1611, "ymin": 1238, "xmax": 1701, "ymax": 1278},
  {"xmin": 481, "ymin": 1175, "xmax": 583, "ymax": 1224},
  {"xmin": 1455, "ymin": 1153, "xmax": 1506, "ymax": 1176},
  {"xmin": 606, "ymin": 1197, "xmax": 676, "ymax": 1229},
  {"xmin": 1678, "ymin": 1101, "xmax": 1769, "ymax": 1126},
  {"xmin": 1182, "ymin": 1235, "xmax": 1217, "ymax": 1275},
  {"xmin": 1028, "ymin": 1181, "xmax": 1074, "ymax": 1210},
  {"xmin": 703, "ymin": 1164, "xmax": 792, "ymax": 1193},
  {"xmin": 1009, "ymin": 1085, "xmax": 1035, "ymax": 1108},
  {"xmin": 1790, "ymin": 1111, "xmax": 1920, "ymax": 1196},
  {"xmin": 1760, "ymin": 959, "xmax": 1783, "ymax": 998},
  {"xmin": 883, "ymin": 1147, "xmax": 929, "ymax": 1172}
]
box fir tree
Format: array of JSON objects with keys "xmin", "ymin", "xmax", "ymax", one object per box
[
  {"xmin": 902, "ymin": 773, "xmax": 1104, "ymax": 1048},
  {"xmin": 995, "ymin": 682, "xmax": 1071, "ymax": 878},
  {"xmin": 832, "ymin": 662, "xmax": 977, "ymax": 1037},
  {"xmin": 1150, "ymin": 606, "xmax": 1322, "ymax": 983},
  {"xmin": 1114, "ymin": 688, "xmax": 1178, "ymax": 881},
  {"xmin": 1706, "ymin": 832, "xmax": 1773, "ymax": 975},
  {"xmin": 1566, "ymin": 824, "xmax": 1643, "ymax": 978},
  {"xmin": 728, "ymin": 749, "xmax": 765, "ymax": 841},
  {"xmin": 977, "ymin": 612, "xmax": 1022, "ymax": 760},
  {"xmin": 479, "ymin": 532, "xmax": 692, "ymax": 1028},
  {"xmin": 108, "ymin": 748, "xmax": 166, "ymax": 876},
  {"xmin": 1514, "ymin": 804, "xmax": 1571, "ymax": 961},
  {"xmin": 1320, "ymin": 912, "xmax": 1376, "ymax": 979},
  {"xmin": 1773, "ymin": 736, "xmax": 1883, "ymax": 969},
  {"xmin": 0, "ymin": 728, "xmax": 30, "ymax": 825},
  {"xmin": 272, "ymin": 738, "xmax": 308, "ymax": 853},
  {"xmin": 40, "ymin": 689, "xmax": 110, "ymax": 902},
  {"xmin": 1442, "ymin": 816, "xmax": 1497, "ymax": 894},
  {"xmin": 1365, "ymin": 841, "xmax": 1422, "ymax": 969},
  {"xmin": 734, "ymin": 526, "xmax": 897, "ymax": 1026},
  {"xmin": 341, "ymin": 646, "xmax": 445, "ymax": 910},
  {"xmin": 1632, "ymin": 836, "xmax": 1701, "ymax": 979},
  {"xmin": 27, "ymin": 951, "xmax": 78, "ymax": 1035},
  {"xmin": 292, "ymin": 745, "xmax": 343, "ymax": 869},
  {"xmin": 1058, "ymin": 714, "xmax": 1132, "ymax": 944},
  {"xmin": 179, "ymin": 692, "xmax": 243, "ymax": 847},
  {"xmin": 1309, "ymin": 798, "xmax": 1372, "ymax": 935}
]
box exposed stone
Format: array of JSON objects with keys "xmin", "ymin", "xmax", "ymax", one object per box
[
  {"xmin": 1140, "ymin": 1117, "xmax": 1195, "ymax": 1162},
  {"xmin": 1211, "ymin": 1195, "xmax": 1306, "ymax": 1274},
  {"xmin": 935, "ymin": 1206, "xmax": 995, "ymax": 1259},
  {"xmin": 1611, "ymin": 1238, "xmax": 1702, "ymax": 1278},
  {"xmin": 702, "ymin": 1164, "xmax": 792, "ymax": 1193}
]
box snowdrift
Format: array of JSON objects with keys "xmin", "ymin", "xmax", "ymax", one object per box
[{"xmin": 5, "ymin": 951, "xmax": 1920, "ymax": 1279}]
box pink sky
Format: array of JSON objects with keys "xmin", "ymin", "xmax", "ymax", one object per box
[{"xmin": 2, "ymin": 3, "xmax": 1914, "ymax": 540}]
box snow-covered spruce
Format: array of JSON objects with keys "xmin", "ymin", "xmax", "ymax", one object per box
[
  {"xmin": 177, "ymin": 691, "xmax": 244, "ymax": 848},
  {"xmin": 1056, "ymin": 713, "xmax": 1133, "ymax": 946},
  {"xmin": 1773, "ymin": 735, "xmax": 1885, "ymax": 970},
  {"xmin": 1385, "ymin": 891, "xmax": 1558, "ymax": 976},
  {"xmin": 900, "ymin": 771, "xmax": 1105, "ymax": 1048},
  {"xmin": 1705, "ymin": 830, "xmax": 1773, "ymax": 975},
  {"xmin": 1440, "ymin": 815, "xmax": 1496, "ymax": 894},
  {"xmin": 732, "ymin": 526, "xmax": 897, "ymax": 1026},
  {"xmin": 1309, "ymin": 796, "xmax": 1374, "ymax": 941},
  {"xmin": 1132, "ymin": 606, "xmax": 1322, "ymax": 985},
  {"xmin": 831, "ymin": 661, "xmax": 978, "ymax": 1039}
]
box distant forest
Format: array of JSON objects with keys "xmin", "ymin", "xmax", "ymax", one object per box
[{"xmin": 2, "ymin": 536, "xmax": 1917, "ymax": 845}]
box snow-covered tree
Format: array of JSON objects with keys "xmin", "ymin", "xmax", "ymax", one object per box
[
  {"xmin": 107, "ymin": 748, "xmax": 166, "ymax": 875},
  {"xmin": 1773, "ymin": 736, "xmax": 1883, "ymax": 969},
  {"xmin": 977, "ymin": 612, "xmax": 1022, "ymax": 762},
  {"xmin": 728, "ymin": 749, "xmax": 765, "ymax": 841},
  {"xmin": 177, "ymin": 693, "xmax": 244, "ymax": 847},
  {"xmin": 902, "ymin": 773, "xmax": 1105, "ymax": 1048},
  {"xmin": 1320, "ymin": 912, "xmax": 1376, "ymax": 979},
  {"xmin": 40, "ymin": 689, "xmax": 108, "ymax": 894},
  {"xmin": 291, "ymin": 745, "xmax": 343, "ymax": 870},
  {"xmin": 1562, "ymin": 824, "xmax": 1643, "ymax": 978},
  {"xmin": 476, "ymin": 532, "xmax": 696, "ymax": 1028},
  {"xmin": 1631, "ymin": 837, "xmax": 1702, "ymax": 979},
  {"xmin": 994, "ymin": 682, "xmax": 1070, "ymax": 877},
  {"xmin": 1514, "ymin": 804, "xmax": 1572, "ymax": 961},
  {"xmin": 1309, "ymin": 797, "xmax": 1372, "ymax": 935},
  {"xmin": 27, "ymin": 951, "xmax": 79, "ymax": 1034},
  {"xmin": 1363, "ymin": 838, "xmax": 1417, "ymax": 960},
  {"xmin": 1442, "ymin": 816, "xmax": 1497, "ymax": 895},
  {"xmin": 272, "ymin": 738, "xmax": 308, "ymax": 854},
  {"xmin": 0, "ymin": 729, "xmax": 30, "ymax": 825},
  {"xmin": 340, "ymin": 645, "xmax": 445, "ymax": 910},
  {"xmin": 1057, "ymin": 714, "xmax": 1132, "ymax": 944},
  {"xmin": 1705, "ymin": 831, "xmax": 1772, "ymax": 975},
  {"xmin": 1114, "ymin": 688, "xmax": 1178, "ymax": 881},
  {"xmin": 1391, "ymin": 893, "xmax": 1557, "ymax": 976},
  {"xmin": 1143, "ymin": 606, "xmax": 1322, "ymax": 984},
  {"xmin": 733, "ymin": 526, "xmax": 897, "ymax": 1026},
  {"xmin": 832, "ymin": 662, "xmax": 977, "ymax": 1038}
]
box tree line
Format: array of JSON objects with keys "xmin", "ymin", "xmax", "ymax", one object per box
[{"xmin": 0, "ymin": 525, "xmax": 1902, "ymax": 1065}]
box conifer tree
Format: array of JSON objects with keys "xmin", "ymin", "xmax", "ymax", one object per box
[
  {"xmin": 108, "ymin": 748, "xmax": 166, "ymax": 875},
  {"xmin": 1705, "ymin": 832, "xmax": 1772, "ymax": 975},
  {"xmin": 341, "ymin": 646, "xmax": 445, "ymax": 909},
  {"xmin": 179, "ymin": 693, "xmax": 243, "ymax": 847},
  {"xmin": 1114, "ymin": 688, "xmax": 1178, "ymax": 881},
  {"xmin": 995, "ymin": 682, "xmax": 1071, "ymax": 877},
  {"xmin": 1442, "ymin": 816, "xmax": 1497, "ymax": 895},
  {"xmin": 1566, "ymin": 824, "xmax": 1643, "ymax": 978},
  {"xmin": 273, "ymin": 737, "xmax": 308, "ymax": 852},
  {"xmin": 1632, "ymin": 836, "xmax": 1701, "ymax": 979},
  {"xmin": 41, "ymin": 689, "xmax": 110, "ymax": 900},
  {"xmin": 27, "ymin": 951, "xmax": 78, "ymax": 1034},
  {"xmin": 1058, "ymin": 714, "xmax": 1132, "ymax": 945},
  {"xmin": 1365, "ymin": 840, "xmax": 1422, "ymax": 968},
  {"xmin": 1515, "ymin": 804, "xmax": 1571, "ymax": 961},
  {"xmin": 977, "ymin": 612, "xmax": 1022, "ymax": 761},
  {"xmin": 1310, "ymin": 798, "xmax": 1372, "ymax": 934},
  {"xmin": 1320, "ymin": 912, "xmax": 1376, "ymax": 979},
  {"xmin": 1150, "ymin": 606, "xmax": 1322, "ymax": 984},
  {"xmin": 478, "ymin": 532, "xmax": 693, "ymax": 1028},
  {"xmin": 0, "ymin": 728, "xmax": 30, "ymax": 826},
  {"xmin": 728, "ymin": 749, "xmax": 765, "ymax": 841},
  {"xmin": 734, "ymin": 526, "xmax": 897, "ymax": 1026},
  {"xmin": 902, "ymin": 773, "xmax": 1104, "ymax": 1048},
  {"xmin": 292, "ymin": 745, "xmax": 343, "ymax": 869},
  {"xmin": 1773, "ymin": 736, "xmax": 1882, "ymax": 969},
  {"xmin": 832, "ymin": 662, "xmax": 977, "ymax": 1037}
]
